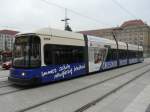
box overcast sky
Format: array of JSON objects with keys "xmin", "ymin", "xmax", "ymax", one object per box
[{"xmin": 0, "ymin": 0, "xmax": 149, "ymax": 32}]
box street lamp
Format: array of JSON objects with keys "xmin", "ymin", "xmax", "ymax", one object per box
[
  {"xmin": 61, "ymin": 18, "xmax": 70, "ymax": 29},
  {"xmin": 61, "ymin": 8, "xmax": 72, "ymax": 31}
]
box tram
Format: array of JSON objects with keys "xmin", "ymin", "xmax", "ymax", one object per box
[{"xmin": 8, "ymin": 28, "xmax": 144, "ymax": 85}]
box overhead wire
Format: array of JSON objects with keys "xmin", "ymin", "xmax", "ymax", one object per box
[
  {"xmin": 39, "ymin": 0, "xmax": 142, "ymax": 30},
  {"xmin": 111, "ymin": 0, "xmax": 138, "ymax": 19},
  {"xmin": 39, "ymin": 0, "xmax": 111, "ymax": 26}
]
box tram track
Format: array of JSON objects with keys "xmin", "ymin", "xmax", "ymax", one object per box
[
  {"xmin": 0, "ymin": 76, "xmax": 8, "ymax": 82},
  {"xmin": 0, "ymin": 84, "xmax": 12, "ymax": 88},
  {"xmin": 74, "ymin": 68, "xmax": 150, "ymax": 112},
  {"xmin": 0, "ymin": 79, "xmax": 8, "ymax": 84},
  {"xmin": 18, "ymin": 63, "xmax": 150, "ymax": 112},
  {"xmin": 0, "ymin": 82, "xmax": 12, "ymax": 88},
  {"xmin": 0, "ymin": 81, "xmax": 25, "ymax": 96},
  {"xmin": 0, "ymin": 71, "xmax": 26, "ymax": 96},
  {"xmin": 0, "ymin": 76, "xmax": 8, "ymax": 79},
  {"xmin": 0, "ymin": 88, "xmax": 25, "ymax": 96},
  {"xmin": 0, "ymin": 82, "xmax": 26, "ymax": 96},
  {"xmin": 0, "ymin": 77, "xmax": 12, "ymax": 88}
]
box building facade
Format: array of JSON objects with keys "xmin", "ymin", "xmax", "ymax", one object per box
[
  {"xmin": 0, "ymin": 30, "xmax": 19, "ymax": 51},
  {"xmin": 0, "ymin": 30, "xmax": 19, "ymax": 63},
  {"xmin": 79, "ymin": 20, "xmax": 150, "ymax": 57}
]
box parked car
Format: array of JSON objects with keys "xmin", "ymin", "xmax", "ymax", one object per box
[{"xmin": 2, "ymin": 61, "xmax": 12, "ymax": 69}]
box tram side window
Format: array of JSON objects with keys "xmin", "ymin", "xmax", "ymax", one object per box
[
  {"xmin": 134, "ymin": 51, "xmax": 137, "ymax": 58},
  {"xmin": 129, "ymin": 50, "xmax": 137, "ymax": 58},
  {"xmin": 139, "ymin": 51, "xmax": 143, "ymax": 58},
  {"xmin": 119, "ymin": 50, "xmax": 127, "ymax": 59},
  {"xmin": 128, "ymin": 51, "xmax": 131, "ymax": 58},
  {"xmin": 113, "ymin": 49, "xmax": 118, "ymax": 60},
  {"xmin": 44, "ymin": 45, "xmax": 84, "ymax": 65},
  {"xmin": 129, "ymin": 51, "xmax": 133, "ymax": 58},
  {"xmin": 106, "ymin": 49, "xmax": 112, "ymax": 61},
  {"xmin": 106, "ymin": 49, "xmax": 117, "ymax": 61}
]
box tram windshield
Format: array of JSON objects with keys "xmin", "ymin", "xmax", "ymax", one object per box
[{"xmin": 13, "ymin": 35, "xmax": 41, "ymax": 68}]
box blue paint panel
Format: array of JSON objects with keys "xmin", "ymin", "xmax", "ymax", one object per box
[
  {"xmin": 10, "ymin": 63, "xmax": 86, "ymax": 84},
  {"xmin": 101, "ymin": 61, "xmax": 117, "ymax": 70},
  {"xmin": 119, "ymin": 59, "xmax": 127, "ymax": 66},
  {"xmin": 40, "ymin": 63, "xmax": 86, "ymax": 83},
  {"xmin": 129, "ymin": 58, "xmax": 138, "ymax": 64},
  {"xmin": 10, "ymin": 68, "xmax": 41, "ymax": 79}
]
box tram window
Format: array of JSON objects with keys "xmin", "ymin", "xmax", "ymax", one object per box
[
  {"xmin": 30, "ymin": 36, "xmax": 41, "ymax": 67},
  {"xmin": 44, "ymin": 45, "xmax": 84, "ymax": 65},
  {"xmin": 139, "ymin": 51, "xmax": 143, "ymax": 58},
  {"xmin": 128, "ymin": 50, "xmax": 131, "ymax": 58},
  {"xmin": 119, "ymin": 50, "xmax": 127, "ymax": 59},
  {"xmin": 112, "ymin": 49, "xmax": 117, "ymax": 60},
  {"xmin": 129, "ymin": 51, "xmax": 133, "ymax": 58},
  {"xmin": 106, "ymin": 49, "xmax": 112, "ymax": 61},
  {"xmin": 13, "ymin": 36, "xmax": 41, "ymax": 68},
  {"xmin": 106, "ymin": 49, "xmax": 117, "ymax": 61},
  {"xmin": 128, "ymin": 50, "xmax": 138, "ymax": 58}
]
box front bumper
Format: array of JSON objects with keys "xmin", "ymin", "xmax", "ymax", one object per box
[{"xmin": 8, "ymin": 76, "xmax": 41, "ymax": 86}]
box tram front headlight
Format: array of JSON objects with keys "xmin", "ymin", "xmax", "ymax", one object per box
[{"xmin": 21, "ymin": 72, "xmax": 26, "ymax": 76}]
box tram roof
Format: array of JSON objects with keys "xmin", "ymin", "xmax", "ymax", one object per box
[
  {"xmin": 128, "ymin": 44, "xmax": 143, "ymax": 51},
  {"xmin": 16, "ymin": 28, "xmax": 143, "ymax": 51},
  {"xmin": 139, "ymin": 46, "xmax": 143, "ymax": 51},
  {"xmin": 35, "ymin": 28, "xmax": 84, "ymax": 40}
]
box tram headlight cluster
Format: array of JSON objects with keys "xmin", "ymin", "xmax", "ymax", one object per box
[{"xmin": 21, "ymin": 72, "xmax": 26, "ymax": 76}]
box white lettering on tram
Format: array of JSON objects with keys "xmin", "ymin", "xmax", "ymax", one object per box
[
  {"xmin": 74, "ymin": 65, "xmax": 85, "ymax": 72},
  {"xmin": 41, "ymin": 64, "xmax": 85, "ymax": 78}
]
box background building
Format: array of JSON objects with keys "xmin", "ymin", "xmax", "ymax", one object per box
[
  {"xmin": 79, "ymin": 20, "xmax": 150, "ymax": 57},
  {"xmin": 0, "ymin": 30, "xmax": 19, "ymax": 63},
  {"xmin": 0, "ymin": 30, "xmax": 19, "ymax": 51}
]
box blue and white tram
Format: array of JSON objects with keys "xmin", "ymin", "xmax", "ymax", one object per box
[{"xmin": 8, "ymin": 28, "xmax": 144, "ymax": 85}]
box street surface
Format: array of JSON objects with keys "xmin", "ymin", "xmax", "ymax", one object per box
[{"xmin": 0, "ymin": 59, "xmax": 150, "ymax": 112}]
